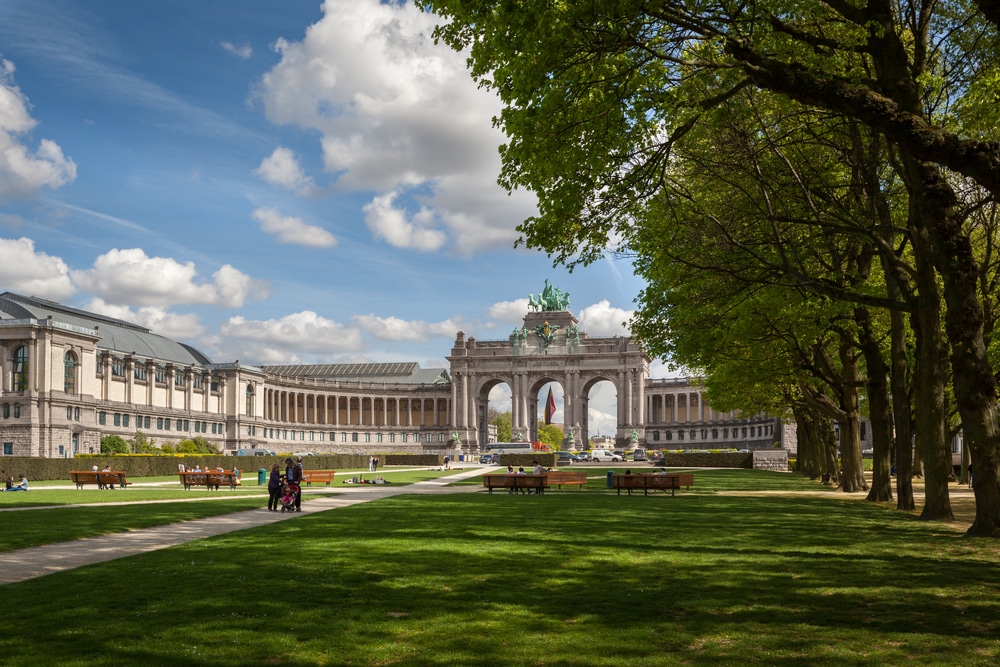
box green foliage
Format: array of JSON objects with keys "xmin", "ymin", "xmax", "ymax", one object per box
[
  {"xmin": 536, "ymin": 421, "xmax": 564, "ymax": 448},
  {"xmin": 174, "ymin": 436, "xmax": 218, "ymax": 454},
  {"xmin": 129, "ymin": 430, "xmax": 159, "ymax": 454},
  {"xmin": 100, "ymin": 434, "xmax": 130, "ymax": 455},
  {"xmin": 492, "ymin": 410, "xmax": 512, "ymax": 442}
]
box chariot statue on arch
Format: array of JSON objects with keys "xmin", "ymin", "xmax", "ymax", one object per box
[{"xmin": 528, "ymin": 279, "xmax": 570, "ymax": 312}]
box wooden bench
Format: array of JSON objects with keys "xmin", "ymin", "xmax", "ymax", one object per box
[
  {"xmin": 178, "ymin": 471, "xmax": 242, "ymax": 490},
  {"xmin": 543, "ymin": 470, "xmax": 588, "ymax": 489},
  {"xmin": 69, "ymin": 470, "xmax": 131, "ymax": 489},
  {"xmin": 301, "ymin": 470, "xmax": 337, "ymax": 486},
  {"xmin": 482, "ymin": 474, "xmax": 548, "ymax": 494},
  {"xmin": 612, "ymin": 473, "xmax": 694, "ymax": 496}
]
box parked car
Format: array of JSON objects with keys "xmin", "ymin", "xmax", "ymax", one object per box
[
  {"xmin": 555, "ymin": 451, "xmax": 576, "ymax": 465},
  {"xmin": 479, "ymin": 453, "xmax": 501, "ymax": 464},
  {"xmin": 589, "ymin": 449, "xmax": 623, "ymax": 462},
  {"xmin": 632, "ymin": 449, "xmax": 648, "ymax": 461}
]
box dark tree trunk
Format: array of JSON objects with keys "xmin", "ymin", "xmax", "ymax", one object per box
[
  {"xmin": 856, "ymin": 307, "xmax": 893, "ymax": 502},
  {"xmin": 793, "ymin": 401, "xmax": 822, "ymax": 479},
  {"xmin": 837, "ymin": 340, "xmax": 868, "ymax": 493},
  {"xmin": 889, "ymin": 304, "xmax": 915, "ymax": 511},
  {"xmin": 903, "ymin": 156, "xmax": 955, "ymax": 522},
  {"xmin": 908, "ymin": 159, "xmax": 1000, "ymax": 536}
]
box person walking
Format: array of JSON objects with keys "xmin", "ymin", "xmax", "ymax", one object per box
[
  {"xmin": 285, "ymin": 457, "xmax": 304, "ymax": 512},
  {"xmin": 267, "ymin": 463, "xmax": 282, "ymax": 511}
]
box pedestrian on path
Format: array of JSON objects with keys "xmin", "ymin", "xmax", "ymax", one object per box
[
  {"xmin": 267, "ymin": 463, "xmax": 282, "ymax": 511},
  {"xmin": 285, "ymin": 457, "xmax": 303, "ymax": 511}
]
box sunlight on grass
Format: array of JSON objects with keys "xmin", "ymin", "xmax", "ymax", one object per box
[{"xmin": 0, "ymin": 470, "xmax": 998, "ymax": 665}]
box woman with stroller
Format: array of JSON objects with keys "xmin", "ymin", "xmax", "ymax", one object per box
[{"xmin": 267, "ymin": 463, "xmax": 282, "ymax": 511}]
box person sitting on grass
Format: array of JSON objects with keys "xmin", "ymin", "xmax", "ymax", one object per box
[{"xmin": 4, "ymin": 474, "xmax": 28, "ymax": 492}]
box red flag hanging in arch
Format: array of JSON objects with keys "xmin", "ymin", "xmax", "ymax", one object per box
[{"xmin": 545, "ymin": 387, "xmax": 556, "ymax": 425}]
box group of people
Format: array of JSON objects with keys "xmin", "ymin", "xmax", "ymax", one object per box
[
  {"xmin": 267, "ymin": 457, "xmax": 303, "ymax": 512},
  {"xmin": 503, "ymin": 460, "xmax": 550, "ymax": 494},
  {"xmin": 368, "ymin": 456, "xmax": 380, "ymax": 473},
  {"xmin": 4, "ymin": 473, "xmax": 27, "ymax": 492}
]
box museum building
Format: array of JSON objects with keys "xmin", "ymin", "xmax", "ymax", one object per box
[{"xmin": 0, "ymin": 291, "xmax": 782, "ymax": 458}]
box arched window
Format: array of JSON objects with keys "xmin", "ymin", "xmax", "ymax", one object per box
[
  {"xmin": 13, "ymin": 346, "xmax": 28, "ymax": 391},
  {"xmin": 246, "ymin": 383, "xmax": 254, "ymax": 416},
  {"xmin": 64, "ymin": 351, "xmax": 78, "ymax": 394}
]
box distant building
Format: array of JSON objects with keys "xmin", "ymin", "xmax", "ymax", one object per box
[{"xmin": 0, "ymin": 291, "xmax": 779, "ymax": 458}]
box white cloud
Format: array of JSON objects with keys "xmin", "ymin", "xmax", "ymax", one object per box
[
  {"xmin": 253, "ymin": 0, "xmax": 537, "ymax": 254},
  {"xmin": 71, "ymin": 248, "xmax": 267, "ymax": 308},
  {"xmin": 0, "ymin": 236, "xmax": 74, "ymax": 300},
  {"xmin": 353, "ymin": 313, "xmax": 464, "ymax": 342},
  {"xmin": 221, "ymin": 41, "xmax": 252, "ymax": 59},
  {"xmin": 251, "ymin": 207, "xmax": 336, "ymax": 247},
  {"xmin": 0, "ymin": 59, "xmax": 76, "ymax": 202},
  {"xmin": 577, "ymin": 300, "xmax": 633, "ymax": 337},
  {"xmin": 253, "ymin": 147, "xmax": 316, "ymax": 194},
  {"xmin": 487, "ymin": 298, "xmax": 531, "ymax": 323},
  {"xmin": 218, "ymin": 311, "xmax": 365, "ymax": 363},
  {"xmin": 362, "ymin": 191, "xmax": 446, "ymax": 251},
  {"xmin": 82, "ymin": 298, "xmax": 205, "ymax": 339}
]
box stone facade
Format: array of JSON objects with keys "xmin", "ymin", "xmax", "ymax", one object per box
[{"xmin": 0, "ymin": 292, "xmax": 785, "ymax": 458}]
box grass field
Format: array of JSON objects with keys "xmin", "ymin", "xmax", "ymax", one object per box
[{"xmin": 0, "ymin": 469, "xmax": 997, "ymax": 666}]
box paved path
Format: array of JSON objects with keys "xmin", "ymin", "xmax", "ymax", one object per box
[{"xmin": 0, "ymin": 467, "xmax": 494, "ymax": 586}]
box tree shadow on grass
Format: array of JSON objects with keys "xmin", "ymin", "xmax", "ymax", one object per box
[{"xmin": 0, "ymin": 493, "xmax": 998, "ymax": 665}]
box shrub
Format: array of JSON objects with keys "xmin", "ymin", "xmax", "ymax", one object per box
[{"xmin": 100, "ymin": 435, "xmax": 130, "ymax": 455}]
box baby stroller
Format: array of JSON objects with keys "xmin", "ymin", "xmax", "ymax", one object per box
[{"xmin": 279, "ymin": 482, "xmax": 299, "ymax": 513}]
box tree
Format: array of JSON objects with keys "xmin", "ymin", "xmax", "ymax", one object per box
[
  {"xmin": 536, "ymin": 422, "xmax": 564, "ymax": 449},
  {"xmin": 175, "ymin": 437, "xmax": 217, "ymax": 454},
  {"xmin": 100, "ymin": 435, "xmax": 129, "ymax": 455},
  {"xmin": 422, "ymin": 0, "xmax": 1000, "ymax": 536},
  {"xmin": 493, "ymin": 410, "xmax": 512, "ymax": 443},
  {"xmin": 130, "ymin": 430, "xmax": 159, "ymax": 454}
]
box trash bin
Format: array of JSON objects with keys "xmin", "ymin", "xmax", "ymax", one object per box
[
  {"xmin": 258, "ymin": 468, "xmax": 267, "ymax": 485},
  {"xmin": 606, "ymin": 470, "xmax": 615, "ymax": 488}
]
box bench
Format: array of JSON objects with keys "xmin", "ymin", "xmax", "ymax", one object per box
[
  {"xmin": 482, "ymin": 474, "xmax": 547, "ymax": 494},
  {"xmin": 612, "ymin": 473, "xmax": 694, "ymax": 496},
  {"xmin": 69, "ymin": 470, "xmax": 131, "ymax": 489},
  {"xmin": 301, "ymin": 470, "xmax": 337, "ymax": 486},
  {"xmin": 543, "ymin": 470, "xmax": 588, "ymax": 489},
  {"xmin": 178, "ymin": 471, "xmax": 242, "ymax": 490}
]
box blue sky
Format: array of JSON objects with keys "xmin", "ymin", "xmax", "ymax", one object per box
[{"xmin": 0, "ymin": 0, "xmax": 669, "ymax": 435}]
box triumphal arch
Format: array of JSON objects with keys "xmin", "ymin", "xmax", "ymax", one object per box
[{"xmin": 448, "ymin": 282, "xmax": 648, "ymax": 448}]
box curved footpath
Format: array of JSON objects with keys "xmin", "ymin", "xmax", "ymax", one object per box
[{"xmin": 0, "ymin": 467, "xmax": 494, "ymax": 586}]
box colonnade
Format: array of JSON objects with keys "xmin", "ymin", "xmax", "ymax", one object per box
[{"xmin": 262, "ymin": 388, "xmax": 450, "ymax": 428}]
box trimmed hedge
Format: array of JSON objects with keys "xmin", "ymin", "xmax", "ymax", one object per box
[{"xmin": 0, "ymin": 453, "xmax": 454, "ymax": 482}]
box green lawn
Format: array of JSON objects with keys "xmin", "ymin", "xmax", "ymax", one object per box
[{"xmin": 1, "ymin": 470, "xmax": 997, "ymax": 665}]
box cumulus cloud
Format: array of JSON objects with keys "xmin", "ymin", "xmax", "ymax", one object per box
[
  {"xmin": 362, "ymin": 191, "xmax": 446, "ymax": 252},
  {"xmin": 0, "ymin": 236, "xmax": 74, "ymax": 300},
  {"xmin": 252, "ymin": 207, "xmax": 336, "ymax": 247},
  {"xmin": 352, "ymin": 313, "xmax": 464, "ymax": 342},
  {"xmin": 253, "ymin": 0, "xmax": 537, "ymax": 254},
  {"xmin": 221, "ymin": 41, "xmax": 252, "ymax": 59},
  {"xmin": 577, "ymin": 300, "xmax": 633, "ymax": 337},
  {"xmin": 218, "ymin": 311, "xmax": 365, "ymax": 364},
  {"xmin": 0, "ymin": 59, "xmax": 76, "ymax": 202},
  {"xmin": 253, "ymin": 146, "xmax": 315, "ymax": 194},
  {"xmin": 82, "ymin": 298, "xmax": 205, "ymax": 339},
  {"xmin": 71, "ymin": 248, "xmax": 267, "ymax": 308},
  {"xmin": 487, "ymin": 298, "xmax": 531, "ymax": 323}
]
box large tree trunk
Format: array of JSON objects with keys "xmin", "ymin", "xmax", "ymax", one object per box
[
  {"xmin": 903, "ymin": 157, "xmax": 955, "ymax": 522},
  {"xmin": 908, "ymin": 159, "xmax": 1000, "ymax": 536},
  {"xmin": 837, "ymin": 340, "xmax": 868, "ymax": 493},
  {"xmin": 889, "ymin": 304, "xmax": 915, "ymax": 510},
  {"xmin": 792, "ymin": 401, "xmax": 823, "ymax": 479},
  {"xmin": 856, "ymin": 307, "xmax": 893, "ymax": 502}
]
